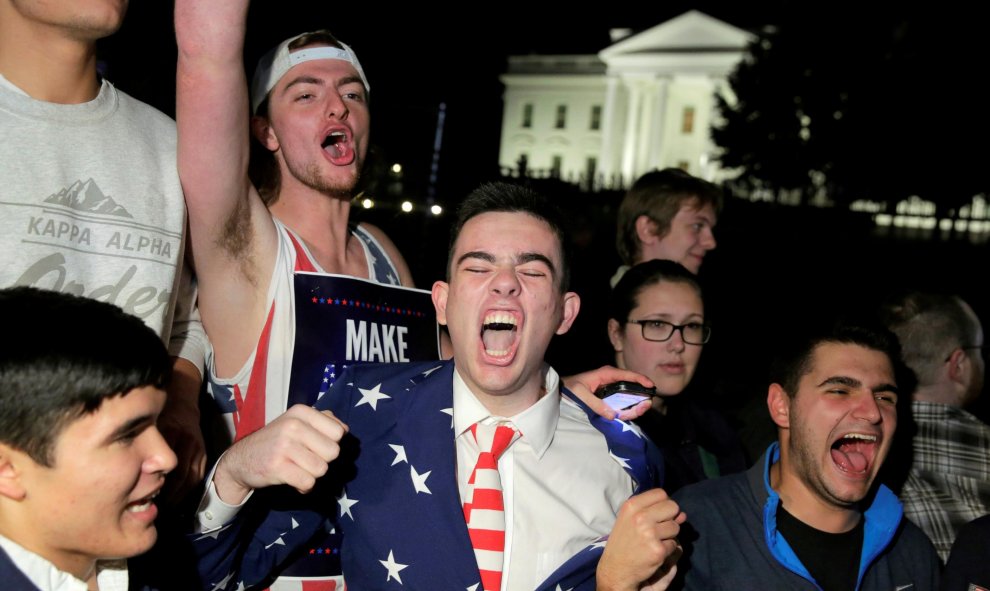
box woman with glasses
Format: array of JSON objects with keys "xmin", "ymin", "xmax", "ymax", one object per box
[{"xmin": 607, "ymin": 259, "xmax": 746, "ymax": 493}]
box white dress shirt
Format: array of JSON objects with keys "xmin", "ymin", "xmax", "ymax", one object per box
[
  {"xmin": 0, "ymin": 533, "xmax": 128, "ymax": 591},
  {"xmin": 453, "ymin": 364, "xmax": 635, "ymax": 591}
]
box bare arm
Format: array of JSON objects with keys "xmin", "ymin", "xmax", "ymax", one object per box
[{"xmin": 174, "ymin": 0, "xmax": 278, "ymax": 374}]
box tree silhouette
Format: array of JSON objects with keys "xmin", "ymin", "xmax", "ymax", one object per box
[{"xmin": 714, "ymin": 6, "xmax": 988, "ymax": 216}]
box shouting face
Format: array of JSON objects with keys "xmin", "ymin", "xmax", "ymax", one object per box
[
  {"xmin": 772, "ymin": 342, "xmax": 898, "ymax": 516},
  {"xmin": 433, "ymin": 211, "xmax": 579, "ymax": 415}
]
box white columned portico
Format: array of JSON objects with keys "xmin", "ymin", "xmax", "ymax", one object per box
[{"xmin": 620, "ymin": 78, "xmax": 643, "ymax": 186}]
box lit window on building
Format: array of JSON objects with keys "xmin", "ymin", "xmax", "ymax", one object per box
[
  {"xmin": 682, "ymin": 106, "xmax": 695, "ymax": 134},
  {"xmin": 522, "ymin": 103, "xmax": 533, "ymax": 128},
  {"xmin": 555, "ymin": 105, "xmax": 567, "ymax": 129},
  {"xmin": 590, "ymin": 105, "xmax": 602, "ymax": 130}
]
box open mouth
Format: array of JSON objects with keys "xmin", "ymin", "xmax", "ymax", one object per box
[
  {"xmin": 829, "ymin": 433, "xmax": 878, "ymax": 475},
  {"xmin": 481, "ymin": 312, "xmax": 518, "ymax": 359},
  {"xmin": 126, "ymin": 491, "xmax": 159, "ymax": 514},
  {"xmin": 321, "ymin": 130, "xmax": 353, "ymax": 163}
]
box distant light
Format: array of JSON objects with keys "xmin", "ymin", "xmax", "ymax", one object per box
[
  {"xmin": 401, "ymin": 201, "xmax": 413, "ymax": 213},
  {"xmin": 430, "ymin": 204, "xmax": 442, "ymax": 216},
  {"xmin": 874, "ymin": 214, "xmax": 892, "ymax": 227},
  {"xmin": 391, "ymin": 163, "xmax": 403, "ymax": 174},
  {"xmin": 362, "ymin": 198, "xmax": 374, "ymax": 209}
]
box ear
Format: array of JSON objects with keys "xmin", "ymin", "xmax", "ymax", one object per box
[
  {"xmin": 946, "ymin": 348, "xmax": 968, "ymax": 384},
  {"xmin": 0, "ymin": 445, "xmax": 27, "ymax": 501},
  {"xmin": 607, "ymin": 318, "xmax": 624, "ymax": 353},
  {"xmin": 635, "ymin": 215, "xmax": 659, "ymax": 246},
  {"xmin": 431, "ymin": 281, "xmax": 450, "ymax": 326},
  {"xmin": 555, "ymin": 292, "xmax": 581, "ymax": 335},
  {"xmin": 767, "ymin": 383, "xmax": 791, "ymax": 430},
  {"xmin": 250, "ymin": 115, "xmax": 280, "ymax": 152}
]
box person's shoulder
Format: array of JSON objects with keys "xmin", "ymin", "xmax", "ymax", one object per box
[
  {"xmin": 890, "ymin": 517, "xmax": 940, "ymax": 561},
  {"xmin": 673, "ymin": 469, "xmax": 750, "ymax": 510},
  {"xmin": 111, "ymin": 83, "xmax": 176, "ymax": 130}
]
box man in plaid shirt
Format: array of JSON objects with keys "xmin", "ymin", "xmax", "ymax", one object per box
[{"xmin": 881, "ymin": 291, "xmax": 988, "ymax": 560}]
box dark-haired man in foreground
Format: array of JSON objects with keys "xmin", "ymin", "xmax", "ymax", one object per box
[
  {"xmin": 0, "ymin": 287, "xmax": 177, "ymax": 590},
  {"xmin": 192, "ymin": 183, "xmax": 683, "ymax": 591},
  {"xmin": 672, "ymin": 321, "xmax": 939, "ymax": 590}
]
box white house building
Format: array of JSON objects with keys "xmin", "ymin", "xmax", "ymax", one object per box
[{"xmin": 498, "ymin": 10, "xmax": 752, "ymax": 189}]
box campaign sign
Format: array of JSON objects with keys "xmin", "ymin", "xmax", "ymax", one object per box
[{"xmin": 288, "ymin": 272, "xmax": 440, "ymax": 406}]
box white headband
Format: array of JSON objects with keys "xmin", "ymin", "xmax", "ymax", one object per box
[{"xmin": 250, "ymin": 34, "xmax": 370, "ymax": 114}]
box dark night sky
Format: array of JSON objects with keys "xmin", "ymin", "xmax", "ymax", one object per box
[
  {"xmin": 103, "ymin": 2, "xmax": 783, "ymax": 203},
  {"xmin": 98, "ymin": 2, "xmax": 989, "ymax": 425}
]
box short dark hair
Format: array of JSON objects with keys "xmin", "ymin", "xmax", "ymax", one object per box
[
  {"xmin": 0, "ymin": 287, "xmax": 171, "ymax": 466},
  {"xmin": 615, "ymin": 168, "xmax": 723, "ymax": 266},
  {"xmin": 447, "ymin": 182, "xmax": 572, "ymax": 292},
  {"xmin": 249, "ymin": 30, "xmax": 355, "ymax": 206},
  {"xmin": 769, "ymin": 317, "xmax": 908, "ymax": 397},
  {"xmin": 879, "ymin": 290, "xmax": 981, "ymax": 387},
  {"xmin": 609, "ymin": 259, "xmax": 702, "ymax": 324}
]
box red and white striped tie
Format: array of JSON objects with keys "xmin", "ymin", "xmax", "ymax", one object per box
[{"xmin": 463, "ymin": 422, "xmax": 521, "ymax": 591}]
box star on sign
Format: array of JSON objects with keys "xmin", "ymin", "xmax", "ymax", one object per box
[
  {"xmin": 422, "ymin": 365, "xmax": 443, "ymax": 377},
  {"xmin": 555, "ymin": 586, "xmax": 574, "ymax": 591},
  {"xmin": 467, "ymin": 584, "xmax": 480, "ymax": 591},
  {"xmin": 608, "ymin": 451, "xmax": 631, "ymax": 470},
  {"xmin": 355, "ymin": 383, "xmax": 391, "ymax": 410},
  {"xmin": 410, "ymin": 465, "xmax": 433, "ymax": 494},
  {"xmin": 380, "ymin": 550, "xmax": 409, "ymax": 584},
  {"xmin": 440, "ymin": 407, "xmax": 454, "ymax": 428},
  {"xmin": 337, "ymin": 490, "xmax": 359, "ymax": 520},
  {"xmin": 588, "ymin": 539, "xmax": 608, "ymax": 551},
  {"xmin": 389, "ymin": 444, "xmax": 408, "ymax": 466},
  {"xmin": 234, "ymin": 582, "xmax": 246, "ymax": 591}
]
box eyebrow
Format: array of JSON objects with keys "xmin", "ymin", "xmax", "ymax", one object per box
[
  {"xmin": 282, "ymin": 75, "xmax": 325, "ymax": 93},
  {"xmin": 336, "ymin": 75, "xmax": 365, "ymax": 90},
  {"xmin": 102, "ymin": 414, "xmax": 155, "ymax": 445},
  {"xmin": 456, "ymin": 251, "xmax": 557, "ymax": 278},
  {"xmin": 817, "ymin": 375, "xmax": 899, "ymax": 394}
]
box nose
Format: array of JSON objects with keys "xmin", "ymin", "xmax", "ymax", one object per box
[
  {"xmin": 853, "ymin": 393, "xmax": 883, "ymax": 424},
  {"xmin": 490, "ymin": 267, "xmax": 520, "ymax": 297},
  {"xmin": 144, "ymin": 427, "xmax": 179, "ymax": 476},
  {"xmin": 700, "ymin": 227, "xmax": 716, "ymax": 250},
  {"xmin": 326, "ymin": 92, "xmax": 349, "ymax": 120},
  {"xmin": 666, "ymin": 328, "xmax": 686, "ymax": 352}
]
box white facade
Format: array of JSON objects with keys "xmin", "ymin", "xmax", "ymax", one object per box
[{"xmin": 498, "ymin": 11, "xmax": 752, "ymax": 188}]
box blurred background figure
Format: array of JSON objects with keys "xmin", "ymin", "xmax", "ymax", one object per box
[
  {"xmin": 607, "ymin": 259, "xmax": 746, "ymax": 493},
  {"xmin": 613, "ymin": 168, "xmax": 721, "ymax": 285},
  {"xmin": 880, "ymin": 290, "xmax": 988, "ymax": 561}
]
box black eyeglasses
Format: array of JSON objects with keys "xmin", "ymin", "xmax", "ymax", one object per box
[{"xmin": 627, "ymin": 319, "xmax": 711, "ymax": 345}]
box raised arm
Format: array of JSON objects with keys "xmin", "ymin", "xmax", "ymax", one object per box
[{"xmin": 174, "ymin": 0, "xmax": 279, "ymax": 373}]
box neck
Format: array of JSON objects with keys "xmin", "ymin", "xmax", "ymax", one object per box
[
  {"xmin": 467, "ymin": 370, "xmax": 548, "ymax": 418},
  {"xmin": 0, "ymin": 523, "xmax": 96, "ymax": 584},
  {"xmin": 269, "ymin": 186, "xmax": 358, "ymax": 271},
  {"xmin": 913, "ymin": 385, "xmax": 964, "ymax": 408},
  {"xmin": 0, "ymin": 15, "xmax": 100, "ymax": 103},
  {"xmin": 770, "ymin": 457, "xmax": 862, "ymax": 534}
]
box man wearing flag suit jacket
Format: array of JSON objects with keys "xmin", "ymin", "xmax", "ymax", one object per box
[{"xmin": 192, "ymin": 183, "xmax": 684, "ymax": 591}]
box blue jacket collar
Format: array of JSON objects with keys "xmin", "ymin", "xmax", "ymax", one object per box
[{"xmin": 752, "ymin": 442, "xmax": 904, "ymax": 590}]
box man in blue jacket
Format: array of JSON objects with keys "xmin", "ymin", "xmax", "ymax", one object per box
[
  {"xmin": 672, "ymin": 320, "xmax": 939, "ymax": 590},
  {"xmin": 192, "ymin": 183, "xmax": 684, "ymax": 591}
]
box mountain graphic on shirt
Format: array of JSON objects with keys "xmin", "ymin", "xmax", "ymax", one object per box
[{"xmin": 43, "ymin": 178, "xmax": 132, "ymax": 218}]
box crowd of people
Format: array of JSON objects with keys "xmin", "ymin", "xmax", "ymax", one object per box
[{"xmin": 0, "ymin": 1, "xmax": 986, "ymax": 590}]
